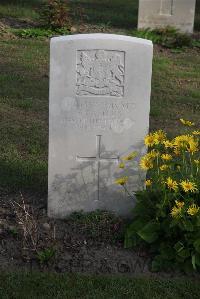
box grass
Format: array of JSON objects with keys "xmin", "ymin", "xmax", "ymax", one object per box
[
  {"xmin": 0, "ymin": 39, "xmax": 49, "ymax": 192},
  {"xmin": 0, "ymin": 272, "xmax": 200, "ymax": 298},
  {"xmin": 0, "ymin": 0, "xmax": 43, "ymax": 21},
  {"xmin": 0, "ymin": 0, "xmax": 199, "ymax": 30},
  {"xmin": 0, "ymin": 40, "xmax": 199, "ymax": 192},
  {"xmin": 69, "ymin": 0, "xmax": 139, "ymax": 29},
  {"xmin": 151, "ymin": 48, "xmax": 200, "ymax": 135}
]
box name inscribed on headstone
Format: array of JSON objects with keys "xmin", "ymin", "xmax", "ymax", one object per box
[
  {"xmin": 76, "ymin": 50, "xmax": 125, "ymax": 97},
  {"xmin": 61, "ymin": 99, "xmax": 135, "ymax": 132}
]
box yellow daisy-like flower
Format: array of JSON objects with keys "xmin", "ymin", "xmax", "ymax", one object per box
[
  {"xmin": 187, "ymin": 204, "xmax": 199, "ymax": 216},
  {"xmin": 139, "ymin": 157, "xmax": 153, "ymax": 170},
  {"xmin": 166, "ymin": 177, "xmax": 178, "ymax": 192},
  {"xmin": 122, "ymin": 151, "xmax": 137, "ymax": 161},
  {"xmin": 119, "ymin": 162, "xmax": 125, "ymax": 169},
  {"xmin": 170, "ymin": 206, "xmax": 182, "ymax": 218},
  {"xmin": 180, "ymin": 180, "xmax": 198, "ymax": 193},
  {"xmin": 153, "ymin": 130, "xmax": 166, "ymax": 144},
  {"xmin": 163, "ymin": 140, "xmax": 174, "ymax": 148},
  {"xmin": 180, "ymin": 118, "xmax": 195, "ymax": 127},
  {"xmin": 144, "ymin": 133, "xmax": 156, "ymax": 147},
  {"xmin": 115, "ymin": 176, "xmax": 128, "ymax": 186},
  {"xmin": 194, "ymin": 159, "xmax": 200, "ymax": 165},
  {"xmin": 173, "ymin": 135, "xmax": 194, "ymax": 149},
  {"xmin": 192, "ymin": 131, "xmax": 200, "ymax": 136},
  {"xmin": 145, "ymin": 179, "xmax": 152, "ymax": 187},
  {"xmin": 160, "ymin": 164, "xmax": 169, "ymax": 171},
  {"xmin": 187, "ymin": 140, "xmax": 198, "ymax": 154},
  {"xmin": 161, "ymin": 154, "xmax": 172, "ymax": 161},
  {"xmin": 146, "ymin": 149, "xmax": 160, "ymax": 159},
  {"xmin": 175, "ymin": 200, "xmax": 185, "ymax": 209}
]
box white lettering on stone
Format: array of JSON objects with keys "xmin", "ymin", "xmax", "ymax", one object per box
[{"xmin": 60, "ymin": 100, "xmax": 135, "ymax": 132}]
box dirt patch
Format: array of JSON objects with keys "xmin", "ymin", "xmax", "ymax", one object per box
[
  {"xmin": 0, "ymin": 191, "xmax": 198, "ymax": 278},
  {"xmin": 0, "ymin": 191, "xmax": 148, "ymax": 276},
  {"xmin": 0, "ymin": 17, "xmax": 39, "ymax": 29}
]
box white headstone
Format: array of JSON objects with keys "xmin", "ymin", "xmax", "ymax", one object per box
[
  {"xmin": 138, "ymin": 0, "xmax": 196, "ymax": 33},
  {"xmin": 48, "ymin": 34, "xmax": 153, "ymax": 218}
]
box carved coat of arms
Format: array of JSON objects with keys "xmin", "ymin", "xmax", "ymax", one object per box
[{"xmin": 76, "ymin": 50, "xmax": 125, "ymax": 97}]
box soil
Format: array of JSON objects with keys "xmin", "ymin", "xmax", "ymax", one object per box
[
  {"xmin": 0, "ymin": 191, "xmax": 147, "ymax": 275},
  {"xmin": 0, "ymin": 191, "xmax": 198, "ymax": 278}
]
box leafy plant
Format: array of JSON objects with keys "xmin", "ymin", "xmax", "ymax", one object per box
[
  {"xmin": 12, "ymin": 27, "xmax": 70, "ymax": 39},
  {"xmin": 116, "ymin": 119, "xmax": 200, "ymax": 272},
  {"xmin": 40, "ymin": 0, "xmax": 71, "ymax": 29},
  {"xmin": 131, "ymin": 27, "xmax": 193, "ymax": 49},
  {"xmin": 37, "ymin": 248, "xmax": 56, "ymax": 264}
]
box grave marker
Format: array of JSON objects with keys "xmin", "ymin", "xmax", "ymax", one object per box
[
  {"xmin": 48, "ymin": 34, "xmax": 153, "ymax": 218},
  {"xmin": 138, "ymin": 0, "xmax": 196, "ymax": 33}
]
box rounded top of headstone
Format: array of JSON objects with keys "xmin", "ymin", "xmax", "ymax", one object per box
[{"xmin": 51, "ymin": 33, "xmax": 153, "ymax": 47}]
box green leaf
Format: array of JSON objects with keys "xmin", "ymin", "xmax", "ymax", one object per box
[
  {"xmin": 196, "ymin": 216, "xmax": 200, "ymax": 227},
  {"xmin": 137, "ymin": 221, "xmax": 159, "ymax": 243},
  {"xmin": 160, "ymin": 246, "xmax": 175, "ymax": 260},
  {"xmin": 124, "ymin": 220, "xmax": 145, "ymax": 248},
  {"xmin": 151, "ymin": 256, "xmax": 163, "ymax": 272},
  {"xmin": 174, "ymin": 241, "xmax": 184, "ymax": 253},
  {"xmin": 194, "ymin": 253, "xmax": 200, "ymax": 266},
  {"xmin": 178, "ymin": 249, "xmax": 190, "ymax": 259},
  {"xmin": 194, "ymin": 239, "xmax": 200, "ymax": 254},
  {"xmin": 192, "ymin": 254, "xmax": 196, "ymax": 270},
  {"xmin": 182, "ymin": 220, "xmax": 194, "ymax": 232}
]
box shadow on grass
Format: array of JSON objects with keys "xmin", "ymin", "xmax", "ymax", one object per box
[
  {"xmin": 69, "ymin": 0, "xmax": 139, "ymax": 29},
  {"xmin": 0, "ymin": 157, "xmax": 47, "ymax": 193},
  {"xmin": 0, "ymin": 272, "xmax": 200, "ymax": 299}
]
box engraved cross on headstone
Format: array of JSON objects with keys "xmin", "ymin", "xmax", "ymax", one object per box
[
  {"xmin": 160, "ymin": 0, "xmax": 174, "ymax": 15},
  {"xmin": 76, "ymin": 135, "xmax": 119, "ymax": 201}
]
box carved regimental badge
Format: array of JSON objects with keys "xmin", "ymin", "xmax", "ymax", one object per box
[{"xmin": 76, "ymin": 50, "xmax": 125, "ymax": 97}]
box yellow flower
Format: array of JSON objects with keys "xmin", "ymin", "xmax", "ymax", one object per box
[
  {"xmin": 173, "ymin": 135, "xmax": 194, "ymax": 149},
  {"xmin": 180, "ymin": 118, "xmax": 195, "ymax": 127},
  {"xmin": 140, "ymin": 157, "xmax": 153, "ymax": 170},
  {"xmin": 194, "ymin": 159, "xmax": 200, "ymax": 165},
  {"xmin": 180, "ymin": 180, "xmax": 198, "ymax": 193},
  {"xmin": 145, "ymin": 179, "xmax": 152, "ymax": 187},
  {"xmin": 171, "ymin": 200, "xmax": 185, "ymax": 218},
  {"xmin": 171, "ymin": 206, "xmax": 182, "ymax": 218},
  {"xmin": 166, "ymin": 177, "xmax": 178, "ymax": 192},
  {"xmin": 153, "ymin": 130, "xmax": 166, "ymax": 144},
  {"xmin": 175, "ymin": 200, "xmax": 185, "ymax": 208},
  {"xmin": 161, "ymin": 154, "xmax": 172, "ymax": 161},
  {"xmin": 187, "ymin": 140, "xmax": 198, "ymax": 154},
  {"xmin": 187, "ymin": 204, "xmax": 200, "ymax": 216},
  {"xmin": 146, "ymin": 149, "xmax": 160, "ymax": 159},
  {"xmin": 144, "ymin": 133, "xmax": 156, "ymax": 147},
  {"xmin": 160, "ymin": 164, "xmax": 169, "ymax": 171},
  {"xmin": 192, "ymin": 131, "xmax": 200, "ymax": 136},
  {"xmin": 174, "ymin": 148, "xmax": 181, "ymax": 156},
  {"xmin": 119, "ymin": 162, "xmax": 125, "ymax": 169},
  {"xmin": 115, "ymin": 177, "xmax": 128, "ymax": 186},
  {"xmin": 163, "ymin": 140, "xmax": 174, "ymax": 148},
  {"xmin": 122, "ymin": 151, "xmax": 137, "ymax": 161}
]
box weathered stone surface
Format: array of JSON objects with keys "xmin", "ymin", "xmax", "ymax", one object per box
[
  {"xmin": 138, "ymin": 0, "xmax": 196, "ymax": 33},
  {"xmin": 48, "ymin": 34, "xmax": 153, "ymax": 218}
]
